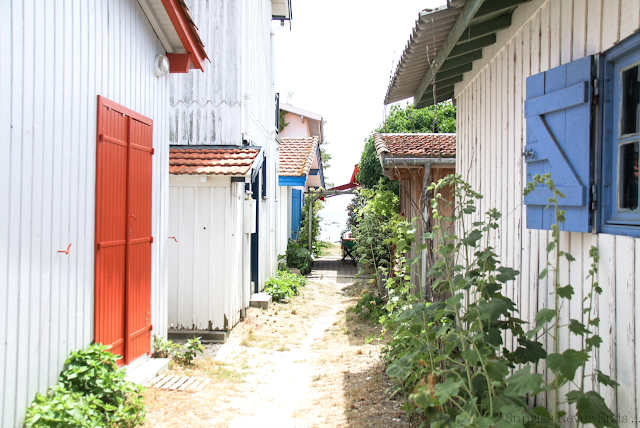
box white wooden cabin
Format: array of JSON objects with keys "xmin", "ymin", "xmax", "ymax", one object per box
[
  {"xmin": 276, "ymin": 103, "xmax": 325, "ymax": 255},
  {"xmin": 0, "ymin": 0, "xmax": 209, "ymax": 425},
  {"xmin": 386, "ymin": 0, "xmax": 640, "ymax": 423},
  {"xmin": 168, "ymin": 0, "xmax": 287, "ymax": 332}
]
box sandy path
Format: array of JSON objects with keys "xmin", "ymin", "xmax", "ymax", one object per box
[{"xmin": 143, "ymin": 276, "xmax": 409, "ymax": 428}]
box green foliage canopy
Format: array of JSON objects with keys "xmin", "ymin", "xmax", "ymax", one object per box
[{"xmin": 357, "ymin": 101, "xmax": 456, "ymax": 190}]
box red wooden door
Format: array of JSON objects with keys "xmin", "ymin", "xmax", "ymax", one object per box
[
  {"xmin": 95, "ymin": 96, "xmax": 153, "ymax": 365},
  {"xmin": 125, "ymin": 118, "xmax": 154, "ymax": 364}
]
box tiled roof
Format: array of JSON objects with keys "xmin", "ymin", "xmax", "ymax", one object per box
[
  {"xmin": 169, "ymin": 147, "xmax": 259, "ymax": 175},
  {"xmin": 279, "ymin": 137, "xmax": 319, "ymax": 177},
  {"xmin": 374, "ymin": 133, "xmax": 456, "ymax": 158}
]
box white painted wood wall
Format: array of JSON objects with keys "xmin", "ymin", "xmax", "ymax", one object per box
[
  {"xmin": 454, "ymin": 0, "xmax": 640, "ymax": 423},
  {"xmin": 169, "ymin": 0, "xmax": 279, "ymax": 292},
  {"xmin": 277, "ymin": 185, "xmax": 293, "ymax": 257},
  {"xmin": 168, "ymin": 176, "xmax": 248, "ymax": 330},
  {"xmin": 0, "ymin": 1, "xmax": 170, "ymax": 426}
]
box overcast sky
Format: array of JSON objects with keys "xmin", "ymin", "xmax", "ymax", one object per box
[{"xmin": 274, "ymin": 0, "xmax": 448, "ymax": 230}]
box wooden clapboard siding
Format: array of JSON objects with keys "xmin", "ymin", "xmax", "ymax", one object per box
[
  {"xmin": 0, "ymin": 1, "xmax": 170, "ymax": 426},
  {"xmin": 168, "ymin": 175, "xmax": 246, "ymax": 331},
  {"xmin": 168, "ymin": 0, "xmax": 278, "ymax": 292},
  {"xmin": 454, "ymin": 0, "xmax": 640, "ymax": 419}
]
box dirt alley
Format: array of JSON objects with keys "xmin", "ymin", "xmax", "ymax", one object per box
[{"xmin": 143, "ymin": 261, "xmax": 410, "ymax": 427}]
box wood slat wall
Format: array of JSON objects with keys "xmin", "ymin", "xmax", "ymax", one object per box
[
  {"xmin": 168, "ymin": 175, "xmax": 246, "ymax": 331},
  {"xmin": 455, "ymin": 0, "xmax": 640, "ymax": 422},
  {"xmin": 0, "ymin": 0, "xmax": 170, "ymax": 426},
  {"xmin": 169, "ymin": 0, "xmax": 278, "ymax": 291}
]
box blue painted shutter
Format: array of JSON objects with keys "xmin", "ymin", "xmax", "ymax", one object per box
[
  {"xmin": 524, "ymin": 56, "xmax": 594, "ymax": 232},
  {"xmin": 291, "ymin": 189, "xmax": 302, "ymax": 240}
]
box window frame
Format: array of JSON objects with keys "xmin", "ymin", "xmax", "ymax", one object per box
[{"xmin": 599, "ymin": 31, "xmax": 640, "ymax": 237}]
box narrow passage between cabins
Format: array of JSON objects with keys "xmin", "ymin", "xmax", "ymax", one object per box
[{"xmin": 142, "ymin": 251, "xmax": 408, "ymax": 428}]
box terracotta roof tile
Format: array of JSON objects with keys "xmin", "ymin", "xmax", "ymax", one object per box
[
  {"xmin": 278, "ymin": 137, "xmax": 319, "ymax": 177},
  {"xmin": 374, "ymin": 133, "xmax": 456, "ymax": 158},
  {"xmin": 169, "ymin": 147, "xmax": 259, "ymax": 175}
]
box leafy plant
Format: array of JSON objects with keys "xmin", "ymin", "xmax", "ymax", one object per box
[
  {"xmin": 284, "ymin": 239, "xmax": 314, "ymax": 275},
  {"xmin": 151, "ymin": 334, "xmax": 176, "ymax": 359},
  {"xmin": 523, "ymin": 173, "xmax": 618, "ymax": 427},
  {"xmin": 377, "ymin": 174, "xmax": 619, "ymax": 427},
  {"xmin": 25, "ymin": 344, "xmax": 146, "ymax": 427},
  {"xmin": 25, "ymin": 384, "xmax": 104, "ymax": 428},
  {"xmin": 357, "ymin": 102, "xmax": 456, "ymax": 190},
  {"xmin": 299, "ymin": 193, "xmax": 325, "ymax": 257},
  {"xmin": 354, "ymin": 292, "xmax": 386, "ymax": 321},
  {"xmin": 264, "ymin": 270, "xmax": 306, "ymax": 302},
  {"xmin": 172, "ymin": 337, "xmax": 205, "ymax": 366},
  {"xmin": 351, "ymin": 183, "xmax": 399, "ymax": 271}
]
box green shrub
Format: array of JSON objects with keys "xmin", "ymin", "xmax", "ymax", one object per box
[
  {"xmin": 172, "ymin": 337, "xmax": 205, "ymax": 366},
  {"xmin": 380, "ymin": 174, "xmax": 618, "ymax": 427},
  {"xmin": 151, "ymin": 334, "xmax": 176, "ymax": 359},
  {"xmin": 354, "ymin": 292, "xmax": 386, "ymax": 322},
  {"xmin": 25, "ymin": 344, "xmax": 145, "ymax": 427},
  {"xmin": 264, "ymin": 270, "xmax": 306, "ymax": 302},
  {"xmin": 284, "ymin": 239, "xmax": 314, "ymax": 275}
]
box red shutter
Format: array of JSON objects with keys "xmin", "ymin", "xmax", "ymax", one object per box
[
  {"xmin": 125, "ymin": 118, "xmax": 153, "ymax": 364},
  {"xmin": 94, "ymin": 96, "xmax": 153, "ymax": 366}
]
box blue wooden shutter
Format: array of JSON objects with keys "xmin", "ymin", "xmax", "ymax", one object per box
[
  {"xmin": 524, "ymin": 56, "xmax": 594, "ymax": 232},
  {"xmin": 291, "ymin": 189, "xmax": 302, "ymax": 240}
]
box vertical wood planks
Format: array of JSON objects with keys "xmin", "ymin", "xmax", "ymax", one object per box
[
  {"xmin": 597, "ymin": 233, "xmax": 615, "ymax": 407},
  {"xmin": 1, "ymin": 0, "xmax": 170, "ymax": 425},
  {"xmin": 600, "ymin": 0, "xmax": 620, "ymax": 51},
  {"xmin": 586, "ymin": 0, "xmax": 603, "ymax": 56},
  {"xmin": 619, "ymin": 0, "xmax": 640, "ymax": 40},
  {"xmin": 615, "ymin": 236, "xmax": 635, "ymax": 424}
]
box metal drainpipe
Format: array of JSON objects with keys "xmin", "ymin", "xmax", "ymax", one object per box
[
  {"xmin": 382, "ymin": 157, "xmax": 456, "ymax": 167},
  {"xmin": 240, "ymin": 183, "xmax": 246, "ymax": 319}
]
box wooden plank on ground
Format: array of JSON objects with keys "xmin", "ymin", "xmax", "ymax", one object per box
[
  {"xmin": 169, "ymin": 377, "xmax": 190, "ymax": 390},
  {"xmin": 161, "ymin": 376, "xmax": 183, "ymax": 390},
  {"xmin": 178, "ymin": 377, "xmax": 199, "ymax": 391},
  {"xmin": 153, "ymin": 375, "xmax": 174, "ymax": 389},
  {"xmin": 194, "ymin": 378, "xmax": 211, "ymax": 392},
  {"xmin": 149, "ymin": 374, "xmax": 165, "ymax": 386}
]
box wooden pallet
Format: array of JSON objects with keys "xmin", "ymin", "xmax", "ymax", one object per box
[{"xmin": 148, "ymin": 374, "xmax": 211, "ymax": 392}]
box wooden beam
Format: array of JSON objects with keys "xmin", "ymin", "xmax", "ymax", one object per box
[
  {"xmin": 167, "ymin": 54, "xmax": 190, "ymax": 73},
  {"xmin": 439, "ymin": 49, "xmax": 483, "ymax": 71},
  {"xmin": 417, "ymin": 85, "xmax": 456, "ymax": 105},
  {"xmin": 432, "ymin": 63, "xmax": 473, "ymax": 81},
  {"xmin": 457, "ymin": 14, "xmax": 512, "ymax": 43},
  {"xmin": 474, "ymin": 0, "xmax": 531, "ymax": 19},
  {"xmin": 161, "ymin": 0, "xmax": 207, "ymax": 72},
  {"xmin": 424, "ymin": 75, "xmax": 464, "ymax": 92},
  {"xmin": 449, "ymin": 34, "xmax": 496, "ymax": 58},
  {"xmin": 415, "ymin": 91, "xmax": 456, "ymax": 109},
  {"xmin": 413, "ymin": 0, "xmax": 487, "ymax": 107}
]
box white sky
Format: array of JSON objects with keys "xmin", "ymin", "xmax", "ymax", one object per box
[{"xmin": 274, "ymin": 0, "xmax": 447, "ymax": 228}]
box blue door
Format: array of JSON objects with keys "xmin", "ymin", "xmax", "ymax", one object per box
[{"xmin": 291, "ymin": 189, "xmax": 302, "ymax": 240}]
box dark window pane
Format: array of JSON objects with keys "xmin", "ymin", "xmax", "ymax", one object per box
[
  {"xmin": 621, "ymin": 65, "xmax": 640, "ymax": 135},
  {"xmin": 620, "ymin": 141, "xmax": 639, "ymax": 210}
]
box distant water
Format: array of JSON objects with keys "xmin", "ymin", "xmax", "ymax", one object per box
[{"xmin": 319, "ymin": 212, "xmax": 348, "ymax": 243}]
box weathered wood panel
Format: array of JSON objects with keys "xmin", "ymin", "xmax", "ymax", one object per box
[
  {"xmin": 168, "ymin": 176, "xmax": 239, "ymax": 331},
  {"xmin": 454, "ymin": 0, "xmax": 640, "ymax": 420},
  {"xmin": 0, "ymin": 0, "xmax": 169, "ymax": 426}
]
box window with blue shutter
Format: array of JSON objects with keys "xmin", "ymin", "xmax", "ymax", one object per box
[
  {"xmin": 523, "ymin": 56, "xmax": 594, "ymax": 232},
  {"xmin": 600, "ymin": 31, "xmax": 640, "ymax": 237}
]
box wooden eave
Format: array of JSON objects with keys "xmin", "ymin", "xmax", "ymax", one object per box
[
  {"xmin": 384, "ymin": 0, "xmax": 532, "ymax": 107},
  {"xmin": 138, "ymin": 0, "xmax": 209, "ymax": 73}
]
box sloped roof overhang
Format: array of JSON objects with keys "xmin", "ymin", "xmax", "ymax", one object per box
[
  {"xmin": 384, "ymin": 0, "xmax": 531, "ymax": 108},
  {"xmin": 138, "ymin": 0, "xmax": 209, "ymax": 73}
]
